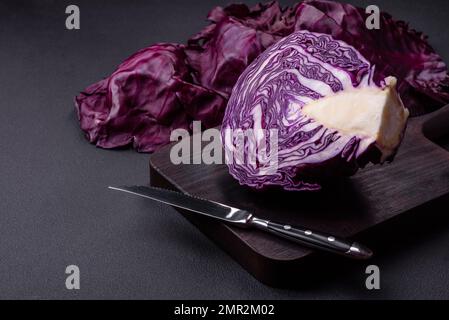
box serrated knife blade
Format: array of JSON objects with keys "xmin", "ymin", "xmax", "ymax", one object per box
[
  {"xmin": 109, "ymin": 185, "xmax": 373, "ymax": 260},
  {"xmin": 108, "ymin": 185, "xmax": 251, "ymax": 225}
]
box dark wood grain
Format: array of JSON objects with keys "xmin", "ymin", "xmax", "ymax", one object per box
[{"xmin": 149, "ymin": 104, "xmax": 449, "ymax": 287}]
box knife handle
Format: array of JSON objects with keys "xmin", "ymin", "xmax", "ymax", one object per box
[{"xmin": 249, "ymin": 217, "xmax": 372, "ymax": 260}]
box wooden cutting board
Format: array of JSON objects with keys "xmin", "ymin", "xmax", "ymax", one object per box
[{"xmin": 149, "ymin": 104, "xmax": 449, "ymax": 287}]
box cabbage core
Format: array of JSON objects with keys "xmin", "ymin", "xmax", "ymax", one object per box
[{"xmin": 302, "ymin": 77, "xmax": 409, "ymax": 161}]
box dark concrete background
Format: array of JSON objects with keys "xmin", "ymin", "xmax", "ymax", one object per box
[{"xmin": 1, "ymin": 0, "xmax": 449, "ymax": 299}]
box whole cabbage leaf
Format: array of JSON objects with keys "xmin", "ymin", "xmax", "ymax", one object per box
[{"xmin": 75, "ymin": 44, "xmax": 226, "ymax": 152}]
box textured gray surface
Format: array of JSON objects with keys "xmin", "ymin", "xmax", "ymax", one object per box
[{"xmin": 0, "ymin": 0, "xmax": 449, "ymax": 299}]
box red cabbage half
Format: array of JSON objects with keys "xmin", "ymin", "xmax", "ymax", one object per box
[
  {"xmin": 75, "ymin": 0, "xmax": 448, "ymax": 153},
  {"xmin": 221, "ymin": 31, "xmax": 409, "ymax": 191}
]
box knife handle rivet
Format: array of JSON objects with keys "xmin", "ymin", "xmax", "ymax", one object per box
[
  {"xmin": 305, "ymin": 230, "xmax": 312, "ymax": 235},
  {"xmin": 284, "ymin": 225, "xmax": 291, "ymax": 230}
]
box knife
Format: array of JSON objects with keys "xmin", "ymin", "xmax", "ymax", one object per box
[{"xmin": 108, "ymin": 185, "xmax": 373, "ymax": 260}]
